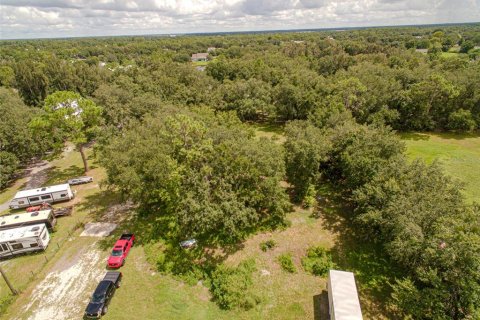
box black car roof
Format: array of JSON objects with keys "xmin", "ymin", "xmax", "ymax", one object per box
[{"xmin": 94, "ymin": 280, "xmax": 111, "ymax": 294}]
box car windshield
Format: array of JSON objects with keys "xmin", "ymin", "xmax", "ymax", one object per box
[
  {"xmin": 112, "ymin": 249, "xmax": 123, "ymax": 256},
  {"xmin": 92, "ymin": 292, "xmax": 105, "ymax": 303}
]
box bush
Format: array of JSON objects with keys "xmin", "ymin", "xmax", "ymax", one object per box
[
  {"xmin": 277, "ymin": 253, "xmax": 296, "ymax": 273},
  {"xmin": 447, "ymin": 109, "xmax": 476, "ymax": 132},
  {"xmin": 260, "ymin": 239, "xmax": 276, "ymax": 252},
  {"xmin": 301, "ymin": 246, "xmax": 334, "ymax": 277},
  {"xmin": 209, "ymin": 259, "xmax": 260, "ymax": 310},
  {"xmin": 303, "ymin": 184, "xmax": 317, "ymax": 208}
]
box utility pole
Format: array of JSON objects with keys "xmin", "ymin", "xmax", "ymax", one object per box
[{"xmin": 0, "ymin": 265, "xmax": 17, "ymax": 295}]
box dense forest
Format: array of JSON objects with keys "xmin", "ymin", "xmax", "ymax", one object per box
[{"xmin": 1, "ymin": 23, "xmax": 480, "ymax": 319}]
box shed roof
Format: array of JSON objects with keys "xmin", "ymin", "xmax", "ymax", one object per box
[
  {"xmin": 329, "ymin": 270, "xmax": 363, "ymax": 320},
  {"xmin": 191, "ymin": 53, "xmax": 209, "ymax": 59}
]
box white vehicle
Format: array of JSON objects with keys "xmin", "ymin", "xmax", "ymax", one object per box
[
  {"xmin": 9, "ymin": 184, "xmax": 75, "ymax": 209},
  {"xmin": 0, "ymin": 209, "xmax": 56, "ymax": 230},
  {"xmin": 327, "ymin": 270, "xmax": 363, "ymax": 320},
  {"xmin": 67, "ymin": 176, "xmax": 93, "ymax": 185},
  {"xmin": 0, "ymin": 223, "xmax": 50, "ymax": 259}
]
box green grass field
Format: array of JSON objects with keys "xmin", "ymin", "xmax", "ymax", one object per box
[{"xmin": 400, "ymin": 132, "xmax": 480, "ymax": 203}]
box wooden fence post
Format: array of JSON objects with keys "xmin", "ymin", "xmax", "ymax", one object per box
[{"xmin": 0, "ymin": 265, "xmax": 18, "ymax": 295}]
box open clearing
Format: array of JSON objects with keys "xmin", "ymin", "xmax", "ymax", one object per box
[{"xmin": 400, "ymin": 132, "xmax": 480, "ymax": 203}]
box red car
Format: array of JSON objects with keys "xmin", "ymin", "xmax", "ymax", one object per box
[{"xmin": 107, "ymin": 234, "xmax": 135, "ymax": 268}]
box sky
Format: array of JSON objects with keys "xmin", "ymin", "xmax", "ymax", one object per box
[{"xmin": 0, "ymin": 0, "xmax": 479, "ymax": 39}]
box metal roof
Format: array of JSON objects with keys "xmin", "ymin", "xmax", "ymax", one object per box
[
  {"xmin": 0, "ymin": 210, "xmax": 53, "ymax": 228},
  {"xmin": 0, "ymin": 223, "xmax": 46, "ymax": 242},
  {"xmin": 329, "ymin": 270, "xmax": 363, "ymax": 320},
  {"xmin": 12, "ymin": 184, "xmax": 71, "ymax": 199}
]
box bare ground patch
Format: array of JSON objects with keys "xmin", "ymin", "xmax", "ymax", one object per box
[{"xmin": 16, "ymin": 242, "xmax": 105, "ymax": 320}]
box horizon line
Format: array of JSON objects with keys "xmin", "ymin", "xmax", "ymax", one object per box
[{"xmin": 1, "ymin": 21, "xmax": 479, "ymax": 41}]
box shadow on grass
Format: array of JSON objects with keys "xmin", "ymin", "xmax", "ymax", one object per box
[
  {"xmin": 45, "ymin": 165, "xmax": 84, "ymax": 185},
  {"xmin": 398, "ymin": 132, "xmax": 430, "ymax": 141},
  {"xmin": 77, "ymin": 190, "xmax": 239, "ymax": 274},
  {"xmin": 313, "ymin": 291, "xmax": 329, "ymax": 320},
  {"xmin": 316, "ymin": 183, "xmax": 402, "ymax": 319},
  {"xmin": 429, "ymin": 131, "xmax": 480, "ymax": 140}
]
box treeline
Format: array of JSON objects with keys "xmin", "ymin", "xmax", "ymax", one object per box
[
  {"xmin": 0, "ymin": 24, "xmax": 479, "ymax": 131},
  {"xmin": 285, "ymin": 111, "xmax": 480, "ymax": 319}
]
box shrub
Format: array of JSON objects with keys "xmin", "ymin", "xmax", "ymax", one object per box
[
  {"xmin": 447, "ymin": 109, "xmax": 476, "ymax": 132},
  {"xmin": 260, "ymin": 239, "xmax": 276, "ymax": 252},
  {"xmin": 303, "ymin": 184, "xmax": 317, "ymax": 208},
  {"xmin": 209, "ymin": 259, "xmax": 260, "ymax": 310},
  {"xmin": 301, "ymin": 246, "xmax": 334, "ymax": 277},
  {"xmin": 277, "ymin": 253, "xmax": 296, "ymax": 273}
]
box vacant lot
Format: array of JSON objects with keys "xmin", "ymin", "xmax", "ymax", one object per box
[
  {"xmin": 400, "ymin": 132, "xmax": 480, "ymax": 203},
  {"xmin": 2, "ymin": 134, "xmax": 391, "ymax": 319}
]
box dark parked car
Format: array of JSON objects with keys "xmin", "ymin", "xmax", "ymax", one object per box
[
  {"xmin": 68, "ymin": 176, "xmax": 93, "ymax": 185},
  {"xmin": 84, "ymin": 272, "xmax": 122, "ymax": 319}
]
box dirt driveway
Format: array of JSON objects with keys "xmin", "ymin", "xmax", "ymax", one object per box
[{"xmin": 13, "ymin": 241, "xmax": 106, "ymax": 320}]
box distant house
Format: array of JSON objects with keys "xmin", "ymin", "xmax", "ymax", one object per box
[
  {"xmin": 415, "ymin": 48, "xmax": 429, "ymax": 54},
  {"xmin": 207, "ymin": 47, "xmax": 216, "ymax": 52},
  {"xmin": 191, "ymin": 53, "xmax": 209, "ymax": 62}
]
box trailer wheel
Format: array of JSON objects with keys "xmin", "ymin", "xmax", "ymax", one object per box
[
  {"xmin": 102, "ymin": 306, "xmax": 108, "ymax": 315},
  {"xmin": 117, "ymin": 279, "xmax": 121, "ymax": 288}
]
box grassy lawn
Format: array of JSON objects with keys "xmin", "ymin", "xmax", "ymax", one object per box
[
  {"xmin": 400, "ymin": 132, "xmax": 480, "ymax": 203},
  {"xmin": 252, "ymin": 123, "xmax": 286, "ymax": 144},
  {"xmin": 192, "ymin": 60, "xmax": 209, "ymax": 67}
]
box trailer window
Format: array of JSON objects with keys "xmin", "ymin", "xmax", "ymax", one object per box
[
  {"xmin": 19, "ymin": 201, "xmax": 25, "ymax": 204},
  {"xmin": 42, "ymin": 232, "xmax": 47, "ymax": 240},
  {"xmin": 30, "ymin": 243, "xmax": 39, "ymax": 248},
  {"xmin": 29, "ymin": 197, "xmax": 40, "ymax": 202},
  {"xmin": 0, "ymin": 245, "xmax": 3, "ymax": 252},
  {"xmin": 11, "ymin": 243, "xmax": 23, "ymax": 250},
  {"xmin": 1, "ymin": 244, "xmax": 6, "ymax": 251},
  {"xmin": 60, "ymin": 193, "xmax": 67, "ymax": 197},
  {"xmin": 41, "ymin": 195, "xmax": 52, "ymax": 200}
]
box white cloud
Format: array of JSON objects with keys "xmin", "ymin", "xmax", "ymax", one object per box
[{"xmin": 0, "ymin": 0, "xmax": 478, "ymax": 39}]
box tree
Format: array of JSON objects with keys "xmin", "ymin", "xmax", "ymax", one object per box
[
  {"xmin": 99, "ymin": 108, "xmax": 289, "ymax": 245},
  {"xmin": 459, "ymin": 40, "xmax": 474, "ymax": 53},
  {"xmin": 0, "ymin": 152, "xmax": 19, "ymax": 189},
  {"xmin": 31, "ymin": 91, "xmax": 103, "ymax": 172},
  {"xmin": 284, "ymin": 120, "xmax": 330, "ymax": 201},
  {"xmin": 0, "ymin": 87, "xmax": 47, "ymax": 188}
]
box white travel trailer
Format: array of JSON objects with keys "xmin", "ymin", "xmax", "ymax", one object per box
[
  {"xmin": 0, "ymin": 209, "xmax": 56, "ymax": 230},
  {"xmin": 0, "ymin": 223, "xmax": 50, "ymax": 259},
  {"xmin": 9, "ymin": 184, "xmax": 74, "ymax": 209},
  {"xmin": 327, "ymin": 270, "xmax": 363, "ymax": 320}
]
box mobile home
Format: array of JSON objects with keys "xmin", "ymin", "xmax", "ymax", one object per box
[
  {"xmin": 327, "ymin": 270, "xmax": 363, "ymax": 320},
  {"xmin": 0, "ymin": 209, "xmax": 56, "ymax": 230},
  {"xmin": 9, "ymin": 184, "xmax": 74, "ymax": 209},
  {"xmin": 0, "ymin": 223, "xmax": 50, "ymax": 259}
]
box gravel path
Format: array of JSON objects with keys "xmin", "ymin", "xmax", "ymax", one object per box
[{"xmin": 17, "ymin": 243, "xmax": 105, "ymax": 320}]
